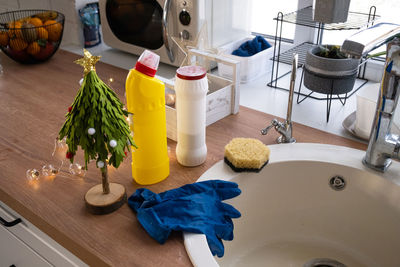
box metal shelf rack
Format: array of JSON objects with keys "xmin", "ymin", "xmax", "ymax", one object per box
[
  {"xmin": 275, "ymin": 5, "xmax": 378, "ymax": 30},
  {"xmin": 267, "ymin": 6, "xmax": 380, "ymax": 122}
]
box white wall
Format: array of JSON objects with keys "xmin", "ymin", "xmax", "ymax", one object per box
[{"xmin": 0, "ymin": 0, "xmax": 92, "ymax": 47}]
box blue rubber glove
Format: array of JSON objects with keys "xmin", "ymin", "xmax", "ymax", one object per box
[
  {"xmin": 128, "ymin": 180, "xmax": 241, "ymax": 257},
  {"xmin": 130, "ymin": 180, "xmax": 241, "ymax": 210}
]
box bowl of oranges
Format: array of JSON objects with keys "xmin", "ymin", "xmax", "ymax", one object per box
[{"xmin": 0, "ymin": 10, "xmax": 64, "ymax": 64}]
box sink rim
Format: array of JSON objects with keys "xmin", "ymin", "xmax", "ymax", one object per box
[{"xmin": 183, "ymin": 143, "xmax": 400, "ymax": 267}]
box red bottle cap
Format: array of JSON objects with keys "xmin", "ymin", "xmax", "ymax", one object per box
[
  {"xmin": 135, "ymin": 50, "xmax": 160, "ymax": 77},
  {"xmin": 176, "ymin": 65, "xmax": 207, "ymax": 80}
]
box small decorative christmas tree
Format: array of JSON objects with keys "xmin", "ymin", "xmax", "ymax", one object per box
[{"xmin": 59, "ymin": 49, "xmax": 136, "ymax": 214}]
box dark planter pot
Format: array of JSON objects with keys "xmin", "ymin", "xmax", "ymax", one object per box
[{"xmin": 304, "ymin": 45, "xmax": 360, "ymax": 95}]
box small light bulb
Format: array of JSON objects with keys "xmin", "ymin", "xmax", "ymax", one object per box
[
  {"xmin": 69, "ymin": 163, "xmax": 86, "ymax": 177},
  {"xmin": 53, "ymin": 137, "xmax": 68, "ymax": 162},
  {"xmin": 41, "ymin": 164, "xmax": 58, "ymax": 177},
  {"xmin": 26, "ymin": 169, "xmax": 40, "ymax": 181}
]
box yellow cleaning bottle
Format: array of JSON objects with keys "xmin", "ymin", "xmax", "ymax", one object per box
[{"xmin": 125, "ymin": 50, "xmax": 169, "ymax": 185}]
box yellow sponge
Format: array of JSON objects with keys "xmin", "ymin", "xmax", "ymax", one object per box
[{"xmin": 224, "ymin": 138, "xmax": 270, "ymax": 172}]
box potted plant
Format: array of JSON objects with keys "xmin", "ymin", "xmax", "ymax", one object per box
[{"xmin": 304, "ymin": 44, "xmax": 360, "ymax": 95}]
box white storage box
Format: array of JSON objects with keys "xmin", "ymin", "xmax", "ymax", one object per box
[{"xmin": 217, "ymin": 36, "xmax": 274, "ymax": 83}]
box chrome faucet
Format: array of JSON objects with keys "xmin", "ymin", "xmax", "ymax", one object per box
[
  {"xmin": 363, "ymin": 39, "xmax": 400, "ymax": 172},
  {"xmin": 341, "ymin": 23, "xmax": 400, "ymax": 172},
  {"xmin": 261, "ymin": 54, "xmax": 297, "ymax": 143}
]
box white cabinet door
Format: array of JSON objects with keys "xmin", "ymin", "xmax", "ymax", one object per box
[
  {"xmin": 0, "ymin": 225, "xmax": 52, "ymax": 267},
  {"xmin": 0, "ymin": 202, "xmax": 88, "ymax": 267}
]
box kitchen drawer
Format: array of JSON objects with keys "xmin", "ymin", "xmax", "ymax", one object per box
[
  {"xmin": 0, "ymin": 225, "xmax": 52, "ymax": 267},
  {"xmin": 0, "ymin": 201, "xmax": 87, "ymax": 267}
]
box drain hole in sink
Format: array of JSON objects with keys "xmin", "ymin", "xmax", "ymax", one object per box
[
  {"xmin": 329, "ymin": 176, "xmax": 346, "ymax": 191},
  {"xmin": 304, "ymin": 258, "xmax": 347, "ymax": 267}
]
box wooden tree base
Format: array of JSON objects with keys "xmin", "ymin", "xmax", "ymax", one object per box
[{"xmin": 84, "ymin": 183, "xmax": 127, "ymax": 215}]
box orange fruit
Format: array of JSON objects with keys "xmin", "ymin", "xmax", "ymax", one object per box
[
  {"xmin": 27, "ymin": 41, "xmax": 40, "ymax": 55},
  {"xmin": 44, "ymin": 20, "xmax": 62, "ymax": 42},
  {"xmin": 8, "ymin": 21, "xmax": 22, "ymax": 39},
  {"xmin": 0, "ymin": 31, "xmax": 9, "ymax": 46},
  {"xmin": 10, "ymin": 38, "xmax": 28, "ymax": 51},
  {"xmin": 36, "ymin": 27, "xmax": 48, "ymax": 40},
  {"xmin": 28, "ymin": 17, "xmax": 43, "ymax": 27}
]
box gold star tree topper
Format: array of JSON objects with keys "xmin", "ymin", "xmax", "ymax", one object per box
[{"xmin": 74, "ymin": 49, "xmax": 101, "ymax": 75}]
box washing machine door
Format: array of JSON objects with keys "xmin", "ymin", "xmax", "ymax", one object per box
[{"xmin": 105, "ymin": 0, "xmax": 164, "ymax": 50}]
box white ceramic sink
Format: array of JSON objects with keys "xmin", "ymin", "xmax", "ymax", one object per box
[{"xmin": 183, "ymin": 143, "xmax": 400, "ymax": 267}]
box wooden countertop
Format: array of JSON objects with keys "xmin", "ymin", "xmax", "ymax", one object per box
[{"xmin": 0, "ymin": 50, "xmax": 366, "ymax": 266}]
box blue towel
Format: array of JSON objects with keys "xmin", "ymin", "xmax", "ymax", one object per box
[{"xmin": 232, "ymin": 36, "xmax": 272, "ymax": 57}]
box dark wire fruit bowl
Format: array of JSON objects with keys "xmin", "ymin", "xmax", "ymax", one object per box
[{"xmin": 0, "ymin": 10, "xmax": 65, "ymax": 64}]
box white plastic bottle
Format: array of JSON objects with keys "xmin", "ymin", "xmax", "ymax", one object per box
[{"xmin": 175, "ymin": 65, "xmax": 208, "ymax": 166}]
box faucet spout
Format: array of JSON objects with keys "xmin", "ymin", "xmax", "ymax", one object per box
[
  {"xmin": 260, "ymin": 54, "xmax": 297, "ymax": 144},
  {"xmin": 363, "ymin": 38, "xmax": 400, "ymax": 172}
]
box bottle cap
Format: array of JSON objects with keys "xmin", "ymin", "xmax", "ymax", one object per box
[
  {"xmin": 135, "ymin": 50, "xmax": 160, "ymax": 77},
  {"xmin": 176, "ymin": 65, "xmax": 207, "ymax": 80}
]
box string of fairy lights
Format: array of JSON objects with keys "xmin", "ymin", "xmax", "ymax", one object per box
[{"xmin": 26, "ymin": 136, "xmax": 86, "ymax": 182}]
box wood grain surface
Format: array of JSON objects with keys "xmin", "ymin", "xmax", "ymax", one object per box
[
  {"xmin": 84, "ymin": 182, "xmax": 127, "ymax": 215},
  {"xmin": 0, "ymin": 50, "xmax": 366, "ymax": 266}
]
